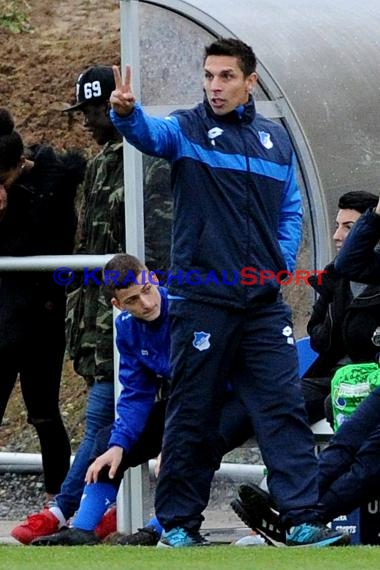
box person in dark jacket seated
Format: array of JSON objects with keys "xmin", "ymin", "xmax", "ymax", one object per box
[
  {"xmin": 0, "ymin": 107, "xmax": 86, "ymax": 501},
  {"xmin": 301, "ymin": 191, "xmax": 380, "ymax": 426}
]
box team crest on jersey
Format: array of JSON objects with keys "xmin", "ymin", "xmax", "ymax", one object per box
[
  {"xmin": 192, "ymin": 331, "xmax": 211, "ymax": 351},
  {"xmin": 258, "ymin": 131, "xmax": 273, "ymax": 149}
]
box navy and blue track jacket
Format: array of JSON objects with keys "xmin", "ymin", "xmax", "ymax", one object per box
[
  {"xmin": 108, "ymin": 287, "xmax": 170, "ymax": 451},
  {"xmin": 111, "ymin": 97, "xmax": 302, "ymax": 308}
]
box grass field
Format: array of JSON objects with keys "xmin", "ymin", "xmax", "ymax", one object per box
[{"xmin": 1, "ymin": 545, "xmax": 380, "ymax": 570}]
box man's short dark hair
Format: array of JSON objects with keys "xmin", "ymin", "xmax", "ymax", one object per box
[
  {"xmin": 338, "ymin": 191, "xmax": 378, "ymax": 214},
  {"xmin": 203, "ymin": 37, "xmax": 257, "ymax": 77},
  {"xmin": 104, "ymin": 253, "xmax": 146, "ymax": 296}
]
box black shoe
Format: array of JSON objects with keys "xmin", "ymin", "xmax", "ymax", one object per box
[
  {"xmin": 31, "ymin": 527, "xmax": 101, "ymax": 546},
  {"xmin": 231, "ymin": 483, "xmax": 286, "ymax": 546},
  {"xmin": 104, "ymin": 525, "xmax": 160, "ymax": 546}
]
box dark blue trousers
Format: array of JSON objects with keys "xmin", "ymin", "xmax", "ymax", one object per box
[
  {"xmin": 318, "ymin": 386, "xmax": 380, "ymax": 521},
  {"xmin": 155, "ymin": 298, "xmax": 322, "ymax": 531}
]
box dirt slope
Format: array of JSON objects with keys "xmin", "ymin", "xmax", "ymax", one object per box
[{"xmin": 0, "ymin": 0, "xmax": 120, "ymax": 152}]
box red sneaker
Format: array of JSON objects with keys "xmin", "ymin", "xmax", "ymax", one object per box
[
  {"xmin": 11, "ymin": 509, "xmax": 61, "ymax": 545},
  {"xmin": 95, "ymin": 505, "xmax": 117, "ymax": 540}
]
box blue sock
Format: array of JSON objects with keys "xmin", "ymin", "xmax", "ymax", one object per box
[
  {"xmin": 146, "ymin": 516, "xmax": 163, "ymax": 536},
  {"xmin": 72, "ymin": 482, "xmax": 117, "ymax": 531}
]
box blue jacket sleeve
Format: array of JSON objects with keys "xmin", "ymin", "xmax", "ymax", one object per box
[
  {"xmin": 108, "ymin": 321, "xmax": 157, "ymax": 452},
  {"xmin": 277, "ymin": 153, "xmax": 303, "ymax": 273},
  {"xmin": 335, "ymin": 208, "xmax": 380, "ymax": 283},
  {"xmin": 110, "ymin": 104, "xmax": 180, "ymax": 160}
]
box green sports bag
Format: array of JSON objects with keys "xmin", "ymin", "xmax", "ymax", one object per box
[{"xmin": 331, "ymin": 362, "xmax": 380, "ymax": 431}]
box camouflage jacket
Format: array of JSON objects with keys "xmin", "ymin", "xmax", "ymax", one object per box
[
  {"xmin": 143, "ymin": 155, "xmax": 172, "ymax": 275},
  {"xmin": 66, "ymin": 140, "xmax": 125, "ymax": 382},
  {"xmin": 66, "ymin": 145, "xmax": 173, "ymax": 383}
]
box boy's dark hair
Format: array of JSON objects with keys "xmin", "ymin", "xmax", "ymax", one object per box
[
  {"xmin": 103, "ymin": 253, "xmax": 146, "ymax": 296},
  {"xmin": 338, "ymin": 191, "xmax": 378, "ymax": 214},
  {"xmin": 203, "ymin": 37, "xmax": 257, "ymax": 77},
  {"xmin": 0, "ymin": 107, "xmax": 24, "ymax": 172}
]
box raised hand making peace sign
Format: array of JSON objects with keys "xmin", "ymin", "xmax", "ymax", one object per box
[{"xmin": 110, "ymin": 65, "xmax": 136, "ymax": 117}]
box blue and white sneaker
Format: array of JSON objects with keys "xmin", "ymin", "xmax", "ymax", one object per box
[
  {"xmin": 286, "ymin": 523, "xmax": 350, "ymax": 547},
  {"xmin": 157, "ymin": 527, "xmax": 210, "ymax": 548}
]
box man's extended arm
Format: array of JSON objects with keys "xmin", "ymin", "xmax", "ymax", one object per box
[{"xmin": 109, "ymin": 64, "xmax": 178, "ymax": 159}]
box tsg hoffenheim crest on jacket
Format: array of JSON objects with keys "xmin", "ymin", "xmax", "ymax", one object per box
[
  {"xmin": 192, "ymin": 331, "xmax": 211, "ymax": 351},
  {"xmin": 258, "ymin": 131, "xmax": 273, "ymax": 149}
]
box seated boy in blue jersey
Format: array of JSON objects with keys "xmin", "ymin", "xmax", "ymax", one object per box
[{"xmin": 31, "ymin": 252, "xmax": 253, "ymax": 546}]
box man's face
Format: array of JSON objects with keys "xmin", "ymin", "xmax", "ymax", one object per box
[
  {"xmin": 203, "ymin": 55, "xmax": 257, "ymax": 116},
  {"xmin": 333, "ymin": 208, "xmax": 362, "ymax": 252},
  {"xmin": 81, "ymin": 103, "xmax": 114, "ymax": 145},
  {"xmin": 112, "ymin": 271, "xmax": 162, "ymax": 321}
]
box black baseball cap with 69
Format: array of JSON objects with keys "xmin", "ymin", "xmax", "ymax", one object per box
[{"xmin": 63, "ymin": 65, "xmax": 115, "ymax": 112}]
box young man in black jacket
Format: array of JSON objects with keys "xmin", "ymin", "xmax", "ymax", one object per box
[{"xmin": 301, "ymin": 191, "xmax": 380, "ymax": 425}]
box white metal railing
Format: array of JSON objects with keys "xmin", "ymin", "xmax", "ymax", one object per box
[
  {"xmin": 0, "ymin": 451, "xmax": 266, "ymax": 481},
  {"xmin": 0, "ymin": 254, "xmax": 113, "ymax": 271}
]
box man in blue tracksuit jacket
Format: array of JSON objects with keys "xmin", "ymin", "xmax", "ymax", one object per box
[
  {"xmin": 109, "ymin": 37, "xmax": 347, "ymax": 547},
  {"xmin": 31, "ymin": 252, "xmax": 252, "ymax": 546}
]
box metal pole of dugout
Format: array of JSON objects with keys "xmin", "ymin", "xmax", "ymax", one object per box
[{"xmin": 117, "ymin": 0, "xmax": 146, "ymax": 535}]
